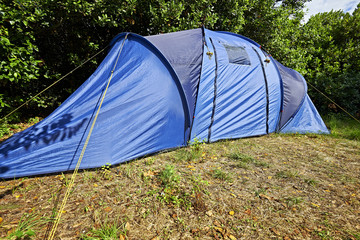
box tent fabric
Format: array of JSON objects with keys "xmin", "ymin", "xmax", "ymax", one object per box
[
  {"xmin": 216, "ymin": 31, "xmax": 282, "ymax": 134},
  {"xmin": 190, "ymin": 29, "xmax": 282, "ymax": 142},
  {"xmin": 0, "ymin": 28, "xmax": 329, "ymax": 179},
  {"xmin": 205, "ymin": 30, "xmax": 269, "ymax": 141},
  {"xmin": 145, "ymin": 28, "xmax": 203, "ymax": 128},
  {"xmin": 274, "ymin": 60, "xmax": 307, "ymax": 129},
  {"xmin": 0, "ymin": 34, "xmax": 189, "ymax": 178},
  {"xmin": 280, "ymin": 95, "xmax": 329, "ymax": 133}
]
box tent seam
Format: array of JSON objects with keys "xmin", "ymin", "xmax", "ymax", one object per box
[
  {"xmin": 270, "ymin": 56, "xmax": 284, "ymax": 132},
  {"xmin": 252, "ymin": 47, "xmax": 269, "ymax": 134},
  {"xmin": 188, "ymin": 27, "xmax": 206, "ymax": 143},
  {"xmin": 279, "ymin": 72, "xmax": 308, "ymax": 131},
  {"xmin": 207, "ymin": 37, "xmax": 218, "ymax": 143}
]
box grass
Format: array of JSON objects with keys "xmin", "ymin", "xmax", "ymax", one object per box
[
  {"xmin": 0, "ymin": 114, "xmax": 359, "ymax": 239},
  {"xmin": 80, "ymin": 219, "xmax": 127, "ymax": 240},
  {"xmin": 211, "ymin": 168, "xmax": 233, "ymax": 182},
  {"xmin": 304, "ymin": 177, "xmax": 319, "ymax": 186},
  {"xmin": 6, "ymin": 212, "xmax": 50, "ymax": 240},
  {"xmin": 325, "ymin": 114, "xmax": 360, "ymax": 141},
  {"xmin": 0, "ymin": 117, "xmax": 40, "ymax": 140},
  {"xmin": 159, "ymin": 165, "xmax": 180, "ymax": 187},
  {"xmin": 228, "ymin": 151, "xmax": 269, "ymax": 169},
  {"xmin": 0, "ymin": 204, "xmax": 21, "ymax": 211},
  {"xmin": 275, "ymin": 170, "xmax": 299, "ymax": 179},
  {"xmin": 284, "ymin": 196, "xmax": 304, "ymax": 207},
  {"xmin": 172, "ymin": 148, "xmax": 193, "ymax": 162},
  {"xmin": 171, "ymin": 138, "xmax": 205, "ymax": 162}
]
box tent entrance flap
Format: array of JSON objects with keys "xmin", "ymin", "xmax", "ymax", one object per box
[
  {"xmin": 203, "ymin": 31, "xmax": 268, "ymax": 141},
  {"xmin": 274, "ymin": 60, "xmax": 306, "ymax": 129}
]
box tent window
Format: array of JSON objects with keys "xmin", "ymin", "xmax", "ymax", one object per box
[{"xmin": 222, "ymin": 44, "xmax": 251, "ymax": 65}]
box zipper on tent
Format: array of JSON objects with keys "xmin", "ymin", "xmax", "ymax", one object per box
[
  {"xmin": 207, "ymin": 37, "xmax": 218, "ymax": 142},
  {"xmin": 271, "ymin": 57, "xmax": 284, "ymax": 132},
  {"xmin": 279, "ymin": 83, "xmax": 308, "ymax": 131},
  {"xmin": 188, "ymin": 26, "xmax": 206, "ymax": 143},
  {"xmin": 252, "ymin": 47, "xmax": 269, "ymax": 134}
]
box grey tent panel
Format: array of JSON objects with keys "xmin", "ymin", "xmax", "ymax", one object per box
[
  {"xmin": 274, "ymin": 60, "xmax": 306, "ymax": 128},
  {"xmin": 146, "ymin": 28, "xmax": 203, "ymax": 122}
]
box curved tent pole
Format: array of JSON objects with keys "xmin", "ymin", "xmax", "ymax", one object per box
[{"xmin": 111, "ymin": 33, "xmax": 191, "ymax": 144}]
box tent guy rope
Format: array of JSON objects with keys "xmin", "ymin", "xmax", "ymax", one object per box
[
  {"xmin": 1, "ymin": 46, "xmax": 108, "ymax": 122},
  {"xmin": 47, "ymin": 34, "xmax": 128, "ymax": 240},
  {"xmin": 306, "ymin": 81, "xmax": 360, "ymax": 125}
]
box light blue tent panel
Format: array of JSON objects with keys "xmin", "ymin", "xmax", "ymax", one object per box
[
  {"xmin": 280, "ymin": 95, "xmax": 329, "ymax": 134},
  {"xmin": 0, "ymin": 34, "xmax": 188, "ymax": 178}
]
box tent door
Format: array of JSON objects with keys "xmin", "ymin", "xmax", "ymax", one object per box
[{"xmin": 207, "ymin": 39, "xmax": 269, "ymax": 141}]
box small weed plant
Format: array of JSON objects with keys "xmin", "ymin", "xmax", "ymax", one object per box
[
  {"xmin": 159, "ymin": 165, "xmax": 180, "ymax": 188},
  {"xmin": 190, "ymin": 137, "xmax": 204, "ymax": 152},
  {"xmin": 228, "ymin": 151, "xmax": 269, "ymax": 169},
  {"xmin": 81, "ymin": 219, "xmax": 127, "ymax": 239},
  {"xmin": 304, "ymin": 178, "xmax": 318, "ymax": 186},
  {"xmin": 145, "ymin": 157, "xmax": 155, "ymax": 165},
  {"xmin": 254, "ymin": 188, "xmax": 267, "ymax": 197},
  {"xmin": 101, "ymin": 163, "xmax": 112, "ymax": 180},
  {"xmin": 275, "ymin": 170, "xmax": 299, "ymax": 179},
  {"xmin": 190, "ymin": 137, "xmax": 206, "ymax": 160},
  {"xmin": 7, "ymin": 212, "xmax": 48, "ymax": 240},
  {"xmin": 157, "ymin": 165, "xmax": 191, "ymax": 209},
  {"xmin": 191, "ymin": 175, "xmax": 209, "ymax": 194},
  {"xmin": 285, "ymin": 196, "xmax": 303, "ymax": 207},
  {"xmin": 158, "ymin": 188, "xmax": 191, "ymax": 209},
  {"xmin": 212, "ymin": 169, "xmax": 233, "ymax": 182}
]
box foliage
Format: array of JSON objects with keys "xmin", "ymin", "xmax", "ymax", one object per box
[
  {"xmin": 0, "ymin": 1, "xmax": 44, "ymax": 119},
  {"xmin": 294, "ymin": 8, "xmax": 360, "ymax": 115},
  {"xmin": 0, "ymin": 0, "xmax": 307, "ymax": 120},
  {"xmin": 0, "ymin": 0, "xmax": 359, "ymax": 121},
  {"xmin": 100, "ymin": 163, "xmax": 113, "ymax": 180}
]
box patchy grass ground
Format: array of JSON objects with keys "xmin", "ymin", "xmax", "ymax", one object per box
[{"xmin": 0, "ymin": 127, "xmax": 360, "ymax": 239}]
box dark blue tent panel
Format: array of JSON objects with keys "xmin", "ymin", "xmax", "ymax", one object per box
[
  {"xmin": 146, "ymin": 28, "xmax": 203, "ymax": 126},
  {"xmin": 274, "ymin": 60, "xmax": 307, "ymax": 129},
  {"xmin": 0, "ymin": 28, "xmax": 329, "ymax": 179}
]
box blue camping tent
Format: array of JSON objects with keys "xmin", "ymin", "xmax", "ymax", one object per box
[{"xmin": 0, "ymin": 28, "xmax": 329, "ymax": 179}]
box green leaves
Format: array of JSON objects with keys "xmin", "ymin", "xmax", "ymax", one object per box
[
  {"xmin": 296, "ymin": 6, "xmax": 360, "ymax": 115},
  {"xmin": 0, "ymin": 0, "xmax": 359, "ymax": 120}
]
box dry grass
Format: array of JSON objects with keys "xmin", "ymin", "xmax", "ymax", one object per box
[{"xmin": 1, "ymin": 133, "xmax": 360, "ymax": 239}]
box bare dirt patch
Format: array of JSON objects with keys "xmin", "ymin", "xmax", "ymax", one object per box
[{"xmin": 1, "ymin": 134, "xmax": 360, "ymax": 239}]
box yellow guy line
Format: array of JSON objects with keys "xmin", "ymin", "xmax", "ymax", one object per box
[
  {"xmin": 1, "ymin": 46, "xmax": 108, "ymax": 122},
  {"xmin": 47, "ymin": 34, "xmax": 128, "ymax": 240},
  {"xmin": 307, "ymin": 81, "xmax": 360, "ymax": 125}
]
